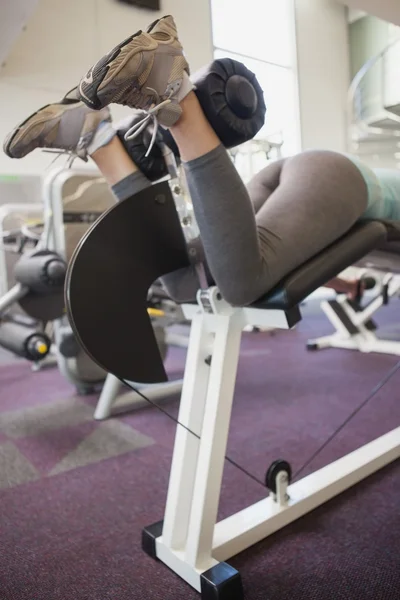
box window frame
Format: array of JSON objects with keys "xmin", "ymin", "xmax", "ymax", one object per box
[{"xmin": 210, "ymin": 0, "xmax": 301, "ymax": 154}]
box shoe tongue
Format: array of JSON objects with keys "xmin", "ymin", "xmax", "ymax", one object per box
[
  {"xmin": 62, "ymin": 87, "xmax": 80, "ymax": 104},
  {"xmin": 146, "ymin": 15, "xmax": 173, "ymax": 33},
  {"xmin": 54, "ymin": 104, "xmax": 87, "ymax": 151},
  {"xmin": 146, "ymin": 17, "xmax": 161, "ymax": 33}
]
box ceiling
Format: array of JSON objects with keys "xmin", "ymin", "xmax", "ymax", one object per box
[
  {"xmin": 0, "ymin": 0, "xmax": 399, "ymax": 75},
  {"xmin": 0, "ymin": 0, "xmax": 40, "ymax": 69}
]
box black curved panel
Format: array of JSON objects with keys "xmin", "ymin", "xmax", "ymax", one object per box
[{"xmin": 66, "ymin": 181, "xmax": 190, "ymax": 383}]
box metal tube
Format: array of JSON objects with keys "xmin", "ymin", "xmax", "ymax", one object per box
[{"xmin": 0, "ymin": 283, "xmax": 28, "ymax": 313}]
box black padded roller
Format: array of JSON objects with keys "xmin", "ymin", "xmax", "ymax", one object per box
[
  {"xmin": 58, "ymin": 331, "xmax": 81, "ymax": 358},
  {"xmin": 116, "ymin": 113, "xmax": 169, "ymax": 182},
  {"xmin": 118, "ymin": 59, "xmax": 266, "ymax": 166},
  {"xmin": 14, "ymin": 250, "xmax": 67, "ymax": 294},
  {"xmin": 0, "ymin": 320, "xmax": 51, "ymax": 361},
  {"xmin": 162, "ymin": 58, "xmax": 266, "ymax": 155}
]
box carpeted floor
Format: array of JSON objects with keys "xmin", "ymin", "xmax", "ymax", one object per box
[{"xmin": 0, "ymin": 302, "xmax": 399, "ymax": 600}]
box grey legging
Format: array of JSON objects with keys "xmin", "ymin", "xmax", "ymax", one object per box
[{"xmin": 113, "ymin": 146, "xmax": 368, "ymax": 306}]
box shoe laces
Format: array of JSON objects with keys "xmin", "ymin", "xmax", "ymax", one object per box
[
  {"xmin": 124, "ymin": 87, "xmax": 173, "ymax": 157},
  {"xmin": 42, "ymin": 148, "xmax": 81, "ymax": 169},
  {"xmin": 42, "ymin": 132, "xmax": 90, "ymax": 169}
]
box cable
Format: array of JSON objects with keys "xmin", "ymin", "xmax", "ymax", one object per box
[
  {"xmin": 122, "ymin": 377, "xmax": 266, "ymax": 488},
  {"xmin": 293, "ymin": 359, "xmax": 400, "ymax": 481},
  {"xmin": 121, "ymin": 351, "xmax": 400, "ymax": 491}
]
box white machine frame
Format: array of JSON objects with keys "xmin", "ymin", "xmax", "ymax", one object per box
[
  {"xmin": 308, "ymin": 271, "xmax": 400, "ymax": 356},
  {"xmin": 144, "ymin": 287, "xmax": 400, "ymax": 598},
  {"xmin": 94, "ymin": 374, "xmax": 183, "ymax": 420},
  {"xmin": 0, "ymin": 203, "xmax": 43, "ymax": 297}
]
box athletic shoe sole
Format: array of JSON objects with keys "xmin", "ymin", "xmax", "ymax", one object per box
[
  {"xmin": 3, "ymin": 87, "xmax": 79, "ymax": 158},
  {"xmin": 78, "ymin": 31, "xmax": 143, "ymax": 110},
  {"xmin": 3, "ymin": 105, "xmax": 51, "ymax": 158}
]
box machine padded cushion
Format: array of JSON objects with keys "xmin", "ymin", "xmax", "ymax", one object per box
[
  {"xmin": 377, "ymin": 240, "xmax": 400, "ymax": 256},
  {"xmin": 253, "ymin": 221, "xmax": 387, "ymax": 311},
  {"xmin": 116, "ymin": 114, "xmax": 169, "ymax": 182},
  {"xmin": 162, "ymin": 58, "xmax": 266, "ymax": 155}
]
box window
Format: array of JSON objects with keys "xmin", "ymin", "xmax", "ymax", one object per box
[{"xmin": 211, "ymin": 0, "xmax": 300, "ymax": 156}]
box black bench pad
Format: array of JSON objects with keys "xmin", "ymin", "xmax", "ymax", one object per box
[{"xmin": 252, "ymin": 221, "xmax": 387, "ymax": 311}]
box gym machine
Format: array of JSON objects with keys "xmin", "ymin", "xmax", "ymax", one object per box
[
  {"xmin": 0, "ymin": 258, "xmax": 64, "ymax": 363},
  {"xmin": 65, "ymin": 58, "xmax": 400, "ymax": 599},
  {"xmin": 308, "ymin": 245, "xmax": 400, "ymax": 356}
]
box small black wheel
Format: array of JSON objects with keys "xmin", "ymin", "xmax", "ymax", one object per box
[
  {"xmin": 307, "ymin": 342, "xmax": 318, "ymax": 351},
  {"xmin": 365, "ymin": 319, "xmax": 377, "ymax": 332},
  {"xmin": 265, "ymin": 459, "xmax": 292, "ymax": 493},
  {"xmin": 59, "ymin": 332, "xmax": 80, "ymax": 358}
]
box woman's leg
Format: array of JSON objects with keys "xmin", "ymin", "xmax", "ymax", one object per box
[
  {"xmin": 85, "ymin": 136, "xmax": 206, "ymax": 302},
  {"xmin": 90, "ymin": 136, "xmax": 155, "ymax": 202},
  {"xmin": 3, "ymin": 92, "xmax": 152, "ymax": 199},
  {"xmin": 3, "ymin": 91, "xmax": 204, "ymax": 302},
  {"xmin": 91, "ymin": 136, "xmax": 139, "ymax": 186},
  {"xmin": 246, "ymin": 158, "xmax": 285, "ymax": 214},
  {"xmin": 171, "ymin": 96, "xmax": 369, "ymax": 305},
  {"xmin": 7, "ymin": 14, "xmax": 371, "ymax": 307},
  {"xmin": 245, "ymin": 158, "xmax": 369, "ymax": 300},
  {"xmin": 235, "ymin": 153, "xmax": 368, "ymax": 300}
]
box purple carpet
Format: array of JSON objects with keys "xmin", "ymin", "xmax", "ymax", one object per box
[{"xmin": 0, "ymin": 305, "xmax": 399, "ymax": 600}]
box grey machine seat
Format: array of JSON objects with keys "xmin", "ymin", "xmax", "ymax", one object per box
[
  {"xmin": 253, "ymin": 220, "xmax": 386, "ymax": 311},
  {"xmin": 306, "ymin": 224, "xmax": 400, "ymax": 357},
  {"xmin": 357, "ymin": 238, "xmax": 400, "ymax": 273}
]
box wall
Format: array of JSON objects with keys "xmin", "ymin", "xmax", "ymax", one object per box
[
  {"xmin": 348, "ymin": 8, "xmax": 367, "ymax": 22},
  {"xmin": 294, "ymin": 0, "xmax": 351, "ymax": 152},
  {"xmin": 336, "ymin": 0, "xmax": 400, "ymax": 27},
  {"xmin": 349, "ymin": 15, "xmax": 390, "ymax": 77},
  {"xmin": 0, "ymin": 0, "xmax": 213, "ymax": 175},
  {"xmin": 0, "ymin": 0, "xmax": 39, "ymax": 66},
  {"xmin": 349, "ymin": 15, "xmax": 390, "ymax": 122},
  {"xmin": 350, "ymin": 16, "xmax": 400, "ymax": 117}
]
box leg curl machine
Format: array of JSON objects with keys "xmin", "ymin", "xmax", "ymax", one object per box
[{"xmin": 65, "ymin": 59, "xmax": 400, "ymax": 599}]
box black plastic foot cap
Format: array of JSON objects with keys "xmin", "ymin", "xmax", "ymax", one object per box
[
  {"xmin": 200, "ymin": 562, "xmax": 244, "ymax": 600},
  {"xmin": 142, "ymin": 520, "xmax": 164, "ymax": 559}
]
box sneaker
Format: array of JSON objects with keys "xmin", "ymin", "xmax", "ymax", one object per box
[
  {"xmin": 78, "ymin": 15, "xmax": 192, "ymax": 128},
  {"xmin": 3, "ymin": 88, "xmax": 111, "ymax": 160}
]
